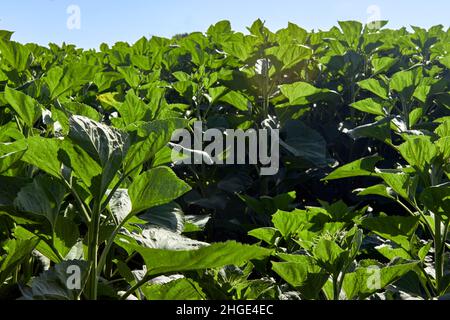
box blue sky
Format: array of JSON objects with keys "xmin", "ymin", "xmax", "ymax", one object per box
[{"xmin": 0, "ymin": 0, "xmax": 448, "ymax": 49}]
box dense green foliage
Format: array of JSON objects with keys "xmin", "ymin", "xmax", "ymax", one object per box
[{"xmin": 0, "ymin": 20, "xmax": 449, "ymax": 300}]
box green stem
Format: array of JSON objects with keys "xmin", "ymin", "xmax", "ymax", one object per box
[
  {"xmin": 119, "ymin": 275, "xmax": 150, "ymax": 300},
  {"xmin": 97, "ymin": 219, "xmax": 126, "ymax": 277},
  {"xmin": 87, "ymin": 200, "xmax": 101, "ymax": 300},
  {"xmin": 332, "ymin": 275, "xmax": 340, "ymax": 300},
  {"xmin": 62, "ymin": 178, "xmax": 92, "ymax": 224},
  {"xmin": 435, "ymin": 214, "xmax": 443, "ymax": 294}
]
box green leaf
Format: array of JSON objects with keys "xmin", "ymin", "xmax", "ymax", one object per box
[
  {"xmin": 0, "ymin": 176, "xmax": 31, "ymax": 208},
  {"xmin": 398, "ymin": 136, "xmax": 437, "ymax": 170},
  {"xmin": 135, "ymin": 241, "xmax": 272, "ymax": 276},
  {"xmin": 53, "ymin": 217, "xmax": 81, "ymax": 259},
  {"xmin": 114, "ymin": 90, "xmax": 151, "ymax": 126},
  {"xmin": 142, "ymin": 278, "xmax": 206, "ymax": 300},
  {"xmin": 420, "ymin": 183, "xmax": 450, "ymax": 217},
  {"xmin": 440, "ymin": 55, "xmax": 450, "ymax": 69},
  {"xmin": 266, "ymin": 44, "xmax": 312, "ymax": 71},
  {"xmin": 68, "ymin": 115, "xmax": 129, "ymax": 198},
  {"xmin": 276, "ymin": 22, "xmax": 308, "ymax": 44},
  {"xmin": 350, "ymin": 98, "xmax": 386, "ymax": 116},
  {"xmin": 118, "ymin": 227, "xmax": 208, "ymax": 251},
  {"xmin": 313, "ymin": 239, "xmax": 347, "ymax": 274},
  {"xmin": 357, "ymin": 79, "xmax": 389, "ymax": 100},
  {"xmin": 272, "ymin": 210, "xmax": 305, "ymax": 237},
  {"xmin": 347, "ymin": 117, "xmax": 391, "ymax": 143},
  {"xmin": 362, "ymin": 216, "xmax": 420, "ymax": 250},
  {"xmin": 0, "ymin": 238, "xmax": 39, "ymax": 284},
  {"xmin": 93, "ymin": 71, "xmax": 122, "ymax": 93},
  {"xmin": 13, "ymin": 226, "xmax": 61, "ymax": 263},
  {"xmin": 376, "ymin": 170, "xmax": 416, "ymax": 201},
  {"xmin": 128, "ymin": 167, "xmax": 191, "ymax": 215},
  {"xmin": 435, "ymin": 120, "xmax": 450, "ymax": 138},
  {"xmin": 108, "ymin": 189, "xmax": 132, "ymax": 224},
  {"xmin": 0, "ymin": 31, "xmax": 13, "ymax": 41},
  {"xmin": 118, "ymin": 66, "xmax": 141, "ymax": 88},
  {"xmin": 45, "ymin": 64, "xmax": 100, "ymax": 100},
  {"xmin": 248, "ymin": 227, "xmax": 279, "ymax": 245},
  {"xmin": 338, "ymin": 21, "xmax": 363, "ymax": 48},
  {"xmin": 63, "ymin": 102, "xmax": 101, "ymax": 122},
  {"xmin": 272, "ymin": 259, "xmax": 327, "ymax": 299},
  {"xmin": 140, "ymin": 202, "xmax": 185, "ymax": 234},
  {"xmin": 325, "ymin": 155, "xmax": 382, "ymax": 181},
  {"xmin": 343, "ymin": 262, "xmax": 418, "ymax": 300},
  {"xmin": 390, "ymin": 70, "xmax": 419, "ymax": 100},
  {"xmin": 69, "ymin": 115, "xmax": 128, "ymax": 167},
  {"xmin": 217, "ymin": 90, "xmax": 249, "ymax": 111},
  {"xmin": 4, "ymin": 86, "xmax": 42, "ymax": 128},
  {"xmin": 207, "ymin": 20, "xmax": 232, "ymax": 41},
  {"xmin": 371, "ymin": 57, "xmax": 397, "ymax": 75},
  {"xmin": 279, "ymin": 82, "xmax": 339, "ymax": 106},
  {"xmin": 14, "ymin": 175, "xmax": 66, "ymax": 228},
  {"xmin": 0, "ymin": 140, "xmax": 27, "ymax": 174},
  {"xmin": 21, "ymin": 260, "xmax": 89, "ymax": 300},
  {"xmin": 21, "ymin": 137, "xmax": 63, "ymax": 178},
  {"xmin": 409, "ymin": 108, "xmax": 424, "ymax": 127},
  {"xmin": 376, "ymin": 245, "xmax": 411, "ymax": 261},
  {"xmin": 124, "ymin": 118, "xmax": 188, "ymax": 174},
  {"xmin": 356, "ymin": 184, "xmax": 395, "ymax": 200},
  {"xmin": 0, "ymin": 40, "xmax": 31, "ymax": 72}
]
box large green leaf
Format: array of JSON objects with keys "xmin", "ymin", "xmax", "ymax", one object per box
[
  {"xmin": 272, "ymin": 258, "xmax": 327, "ymax": 299},
  {"xmin": 371, "ymin": 57, "xmax": 397, "ymax": 75},
  {"xmin": 68, "ymin": 115, "xmax": 129, "ymax": 198},
  {"xmin": 21, "ymin": 260, "xmax": 89, "ymax": 300},
  {"xmin": 4, "ymin": 86, "xmax": 42, "ymax": 128},
  {"xmin": 347, "ymin": 118, "xmax": 391, "ymax": 143},
  {"xmin": 376, "ymin": 170, "xmax": 417, "ymax": 201},
  {"xmin": 124, "ymin": 118, "xmax": 188, "ymax": 174},
  {"xmin": 350, "ymin": 98, "xmax": 386, "ymax": 116},
  {"xmin": 128, "ymin": 167, "xmax": 191, "ymax": 215},
  {"xmin": 134, "ymin": 241, "xmax": 272, "ymax": 276},
  {"xmin": 0, "ymin": 40, "xmax": 31, "ymax": 72},
  {"xmin": 343, "ymin": 261, "xmax": 418, "ymax": 300},
  {"xmin": 13, "ymin": 226, "xmax": 61, "ymax": 263},
  {"xmin": 0, "ymin": 176, "xmax": 30, "ymax": 208},
  {"xmin": 361, "ymin": 216, "xmax": 420, "ymax": 250},
  {"xmin": 0, "ymin": 237, "xmax": 39, "ymax": 284},
  {"xmin": 140, "ymin": 202, "xmax": 185, "ymax": 233},
  {"xmin": 59, "ymin": 140, "xmax": 102, "ymax": 191},
  {"xmin": 108, "ymin": 189, "xmax": 132, "ymax": 224},
  {"xmin": 357, "ymin": 79, "xmax": 389, "ymax": 100},
  {"xmin": 119, "ymin": 226, "xmax": 208, "ymax": 251},
  {"xmin": 142, "ymin": 278, "xmax": 206, "ymax": 300},
  {"xmin": 45, "ymin": 64, "xmax": 100, "ymax": 100},
  {"xmin": 266, "ymin": 44, "xmax": 312, "ymax": 71},
  {"xmin": 420, "ymin": 183, "xmax": 450, "ymax": 217},
  {"xmin": 390, "ymin": 70, "xmax": 419, "ymax": 100},
  {"xmin": 248, "ymin": 227, "xmax": 279, "ymax": 245},
  {"xmin": 14, "ymin": 175, "xmax": 66, "ymax": 228},
  {"xmin": 0, "ymin": 139, "xmax": 27, "ymax": 174},
  {"xmin": 21, "ymin": 137, "xmax": 63, "ymax": 178},
  {"xmin": 279, "ymin": 82, "xmax": 339, "ymax": 106},
  {"xmin": 272, "ymin": 209, "xmax": 306, "ymax": 237},
  {"xmin": 53, "ymin": 217, "xmax": 81, "ymax": 259},
  {"xmin": 325, "ymin": 155, "xmax": 382, "ymax": 181},
  {"xmin": 338, "ymin": 21, "xmax": 363, "ymax": 48},
  {"xmin": 398, "ymin": 136, "xmax": 437, "ymax": 171},
  {"xmin": 113, "ymin": 90, "xmax": 152, "ymax": 126},
  {"xmin": 313, "ymin": 239, "xmax": 347, "ymax": 274}
]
